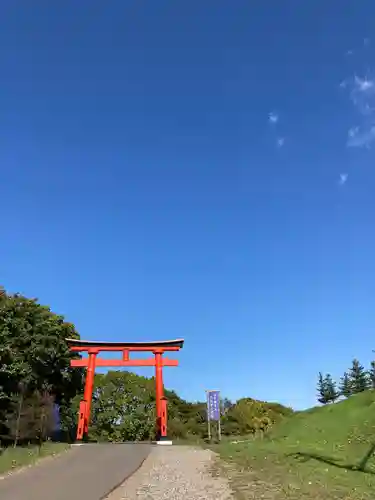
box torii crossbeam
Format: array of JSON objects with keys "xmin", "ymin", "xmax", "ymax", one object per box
[{"xmin": 67, "ymin": 338, "xmax": 184, "ymax": 442}]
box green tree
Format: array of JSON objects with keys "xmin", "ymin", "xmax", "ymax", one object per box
[
  {"xmin": 165, "ymin": 390, "xmax": 207, "ymax": 438},
  {"xmin": 228, "ymin": 399, "xmax": 260, "ymax": 435},
  {"xmin": 317, "ymin": 373, "xmax": 339, "ymax": 404},
  {"xmin": 222, "ymin": 397, "xmax": 291, "ymax": 437},
  {"xmin": 339, "ymin": 372, "xmax": 352, "ymax": 397},
  {"xmin": 88, "ymin": 371, "xmax": 211, "ymax": 442},
  {"xmin": 0, "ymin": 288, "xmax": 83, "ymax": 439},
  {"xmin": 4, "ymin": 390, "xmax": 55, "ymax": 447},
  {"xmin": 221, "ymin": 397, "xmax": 233, "ymax": 415},
  {"xmin": 325, "ymin": 374, "xmax": 339, "ymax": 403},
  {"xmin": 90, "ymin": 371, "xmax": 156, "ymax": 442},
  {"xmin": 369, "ymin": 361, "xmax": 375, "ymax": 389},
  {"xmin": 348, "ymin": 359, "xmax": 370, "ymax": 394},
  {"xmin": 317, "ymin": 372, "xmax": 329, "ymax": 404}
]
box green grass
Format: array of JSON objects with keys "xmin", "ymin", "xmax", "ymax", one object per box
[
  {"xmin": 0, "ymin": 442, "xmax": 70, "ymax": 474},
  {"xmin": 214, "ymin": 391, "xmax": 375, "ymax": 499}
]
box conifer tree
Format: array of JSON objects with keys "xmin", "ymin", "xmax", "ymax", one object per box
[
  {"xmin": 369, "ymin": 361, "xmax": 375, "ymax": 389},
  {"xmin": 348, "ymin": 359, "xmax": 370, "ymax": 394},
  {"xmin": 324, "ymin": 374, "xmax": 339, "ymax": 403},
  {"xmin": 339, "ymin": 372, "xmax": 352, "ymax": 397},
  {"xmin": 317, "ymin": 373, "xmax": 339, "ymax": 404},
  {"xmin": 317, "ymin": 372, "xmax": 328, "ymax": 404}
]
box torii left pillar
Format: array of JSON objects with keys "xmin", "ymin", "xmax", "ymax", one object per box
[
  {"xmin": 82, "ymin": 350, "xmax": 97, "ymax": 437},
  {"xmin": 154, "ymin": 350, "xmax": 164, "ymax": 438},
  {"xmin": 67, "ymin": 338, "xmax": 184, "ymax": 444}
]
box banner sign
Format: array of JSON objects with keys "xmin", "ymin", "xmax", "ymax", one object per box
[{"xmin": 207, "ymin": 390, "xmax": 220, "ymax": 421}]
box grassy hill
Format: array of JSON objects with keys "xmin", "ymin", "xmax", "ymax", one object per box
[{"xmin": 216, "ymin": 391, "xmax": 375, "ymax": 499}]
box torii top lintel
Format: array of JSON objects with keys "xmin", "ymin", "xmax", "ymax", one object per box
[{"xmin": 66, "ymin": 338, "xmax": 184, "ymax": 352}]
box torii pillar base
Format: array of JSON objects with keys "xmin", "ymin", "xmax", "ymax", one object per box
[{"xmin": 155, "ymin": 440, "xmax": 173, "ymax": 445}]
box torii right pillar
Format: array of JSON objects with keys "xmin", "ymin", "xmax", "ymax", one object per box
[
  {"xmin": 154, "ymin": 350, "xmax": 170, "ymax": 442},
  {"xmin": 154, "ymin": 350, "xmax": 164, "ymax": 437}
]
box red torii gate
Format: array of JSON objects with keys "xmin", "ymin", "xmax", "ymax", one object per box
[{"xmin": 67, "ymin": 338, "xmax": 184, "ymax": 442}]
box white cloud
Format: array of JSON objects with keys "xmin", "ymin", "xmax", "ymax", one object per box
[
  {"xmin": 276, "ymin": 137, "xmax": 285, "ymax": 147},
  {"xmin": 349, "ymin": 75, "xmax": 375, "ymax": 116},
  {"xmin": 354, "ymin": 75, "xmax": 375, "ymax": 93},
  {"xmin": 348, "ymin": 126, "xmax": 359, "ymax": 138},
  {"xmin": 339, "ymin": 173, "xmax": 348, "ymax": 186},
  {"xmin": 268, "ymin": 112, "xmax": 279, "ymax": 124},
  {"xmin": 339, "ymin": 79, "xmax": 347, "ymax": 89},
  {"xmin": 342, "ymin": 72, "xmax": 375, "ymax": 148},
  {"xmin": 347, "ymin": 125, "xmax": 375, "ymax": 148}
]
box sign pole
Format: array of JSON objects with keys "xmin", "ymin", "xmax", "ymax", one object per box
[
  {"xmin": 217, "ymin": 393, "xmax": 222, "ymax": 441},
  {"xmin": 206, "ymin": 390, "xmax": 212, "ymax": 441}
]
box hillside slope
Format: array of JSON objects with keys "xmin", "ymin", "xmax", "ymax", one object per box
[
  {"xmin": 217, "ymin": 391, "xmax": 375, "ymax": 499},
  {"xmin": 270, "ymin": 390, "xmax": 375, "ymax": 462}
]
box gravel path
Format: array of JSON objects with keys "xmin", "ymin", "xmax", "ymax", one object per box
[{"xmin": 106, "ymin": 445, "xmax": 234, "ymax": 500}]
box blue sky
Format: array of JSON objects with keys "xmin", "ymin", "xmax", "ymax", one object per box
[{"xmin": 2, "ymin": 1, "xmax": 375, "ymax": 409}]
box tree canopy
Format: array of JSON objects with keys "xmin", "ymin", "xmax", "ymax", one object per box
[
  {"xmin": 0, "ymin": 287, "xmax": 83, "ymax": 440},
  {"xmin": 90, "ymin": 371, "xmax": 156, "ymax": 442}
]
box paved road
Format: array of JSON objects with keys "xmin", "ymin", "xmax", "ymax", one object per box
[{"xmin": 0, "ymin": 443, "xmax": 151, "ymax": 500}]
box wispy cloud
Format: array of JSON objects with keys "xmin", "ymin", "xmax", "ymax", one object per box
[
  {"xmin": 342, "ymin": 72, "xmax": 375, "ymax": 148},
  {"xmin": 339, "ymin": 173, "xmax": 348, "ymax": 186},
  {"xmin": 337, "ymin": 41, "xmax": 373, "ymax": 185},
  {"xmin": 348, "ymin": 126, "xmax": 359, "ymax": 139},
  {"xmin": 353, "ymin": 75, "xmax": 375, "ymax": 94},
  {"xmin": 344, "ymin": 38, "xmax": 370, "ymax": 57},
  {"xmin": 340, "ymin": 75, "xmax": 375, "ymax": 100},
  {"xmin": 268, "ymin": 112, "xmax": 279, "ymax": 124},
  {"xmin": 268, "ymin": 112, "xmax": 286, "ymax": 147},
  {"xmin": 347, "ymin": 125, "xmax": 375, "ymax": 148}
]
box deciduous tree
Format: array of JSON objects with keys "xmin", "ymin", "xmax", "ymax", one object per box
[
  {"xmin": 0, "ymin": 287, "xmax": 83, "ymax": 439},
  {"xmin": 4, "ymin": 390, "xmax": 55, "ymax": 447},
  {"xmin": 90, "ymin": 371, "xmax": 156, "ymax": 442}
]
